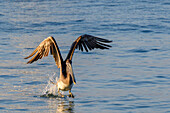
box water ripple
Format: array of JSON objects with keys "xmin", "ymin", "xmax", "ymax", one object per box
[
  {"xmin": 156, "ymin": 75, "xmax": 169, "ymax": 79},
  {"xmin": 0, "ymin": 14, "xmax": 4, "ymax": 16},
  {"xmin": 130, "ymin": 81, "xmax": 157, "ymax": 86},
  {"xmin": 128, "ymin": 48, "xmax": 160, "ymax": 53},
  {"xmin": 24, "ymin": 81, "xmax": 44, "ymax": 85},
  {"xmin": 0, "ymin": 107, "xmax": 5, "ymax": 110},
  {"xmin": 0, "ymin": 75, "xmax": 19, "ymax": 79},
  {"xmin": 44, "ymin": 21, "xmax": 65, "ymax": 26},
  {"xmin": 13, "ymin": 108, "xmax": 29, "ymax": 111},
  {"xmin": 140, "ymin": 29, "xmax": 153, "ymax": 33}
]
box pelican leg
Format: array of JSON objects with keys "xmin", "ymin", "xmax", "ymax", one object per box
[
  {"xmin": 68, "ymin": 90, "xmax": 74, "ymax": 98},
  {"xmin": 58, "ymin": 89, "xmax": 64, "ymax": 97}
]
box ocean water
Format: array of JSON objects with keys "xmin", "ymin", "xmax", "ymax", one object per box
[{"xmin": 0, "ymin": 0, "xmax": 170, "ymax": 113}]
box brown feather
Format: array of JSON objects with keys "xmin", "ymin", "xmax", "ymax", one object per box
[
  {"xmin": 25, "ymin": 36, "xmax": 63, "ymax": 68},
  {"xmin": 24, "ymin": 48, "xmax": 38, "ymax": 59}
]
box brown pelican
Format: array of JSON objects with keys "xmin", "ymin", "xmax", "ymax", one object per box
[{"xmin": 24, "ymin": 34, "xmax": 112, "ymax": 98}]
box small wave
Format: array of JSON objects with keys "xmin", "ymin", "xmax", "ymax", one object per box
[
  {"xmin": 150, "ymin": 48, "xmax": 159, "ymax": 51},
  {"xmin": 75, "ymin": 19, "xmax": 84, "ymax": 22},
  {"xmin": 31, "ymin": 23, "xmax": 45, "ymax": 27},
  {"xmin": 156, "ymin": 75, "xmax": 170, "ymax": 79},
  {"xmin": 37, "ymin": 63, "xmax": 51, "ymax": 66},
  {"xmin": 1, "ymin": 37, "xmax": 10, "ymax": 40},
  {"xmin": 162, "ymin": 2, "xmax": 170, "ymax": 5},
  {"xmin": 24, "ymin": 81, "xmax": 43, "ymax": 85},
  {"xmin": 13, "ymin": 108, "xmax": 29, "ymax": 111},
  {"xmin": 130, "ymin": 81, "xmax": 157, "ymax": 86},
  {"xmin": 141, "ymin": 30, "xmax": 153, "ymax": 33},
  {"xmin": 128, "ymin": 49, "xmax": 149, "ymax": 53},
  {"xmin": 128, "ymin": 48, "xmax": 160, "ymax": 53},
  {"xmin": 0, "ymin": 14, "xmax": 4, "ymax": 16},
  {"xmin": 45, "ymin": 21, "xmax": 65, "ymax": 26},
  {"xmin": 24, "ymin": 47, "xmax": 34, "ymax": 50},
  {"xmin": 0, "ymin": 43, "xmax": 8, "ymax": 45},
  {"xmin": 0, "ymin": 75, "xmax": 18, "ymax": 79},
  {"xmin": 0, "ymin": 107, "xmax": 5, "ymax": 110}
]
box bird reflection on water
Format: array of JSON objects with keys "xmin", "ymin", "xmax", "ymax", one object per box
[
  {"xmin": 57, "ymin": 101, "xmax": 74, "ymax": 113},
  {"xmin": 45, "ymin": 94, "xmax": 75, "ymax": 113}
]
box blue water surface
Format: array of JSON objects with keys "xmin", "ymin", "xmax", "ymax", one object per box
[{"xmin": 0, "ymin": 0, "xmax": 170, "ymax": 113}]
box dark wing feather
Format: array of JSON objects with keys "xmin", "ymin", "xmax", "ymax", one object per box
[
  {"xmin": 24, "ymin": 36, "xmax": 63, "ymax": 68},
  {"xmin": 66, "ymin": 34, "xmax": 112, "ymax": 61}
]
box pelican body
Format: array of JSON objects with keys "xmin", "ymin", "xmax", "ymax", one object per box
[{"xmin": 25, "ymin": 34, "xmax": 112, "ymax": 98}]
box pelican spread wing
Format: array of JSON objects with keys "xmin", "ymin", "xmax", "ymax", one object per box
[
  {"xmin": 66, "ymin": 34, "xmax": 112, "ymax": 61},
  {"xmin": 24, "ymin": 36, "xmax": 63, "ymax": 68},
  {"xmin": 24, "ymin": 34, "xmax": 112, "ymax": 98},
  {"xmin": 24, "ymin": 34, "xmax": 112, "ymax": 66}
]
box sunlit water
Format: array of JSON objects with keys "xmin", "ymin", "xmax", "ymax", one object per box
[{"xmin": 0, "ymin": 0, "xmax": 170, "ymax": 113}]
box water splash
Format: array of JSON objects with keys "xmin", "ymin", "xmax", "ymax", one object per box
[
  {"xmin": 41, "ymin": 73, "xmax": 58, "ymax": 97},
  {"xmin": 41, "ymin": 73, "xmax": 69, "ymax": 98}
]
